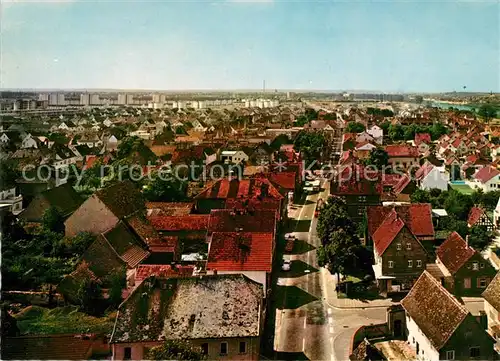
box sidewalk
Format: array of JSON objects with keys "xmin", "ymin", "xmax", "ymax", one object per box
[{"xmin": 321, "ymin": 268, "xmax": 398, "ymax": 310}]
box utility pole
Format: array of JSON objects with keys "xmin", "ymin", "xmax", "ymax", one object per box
[{"xmin": 263, "ymin": 80, "xmax": 266, "ymax": 93}]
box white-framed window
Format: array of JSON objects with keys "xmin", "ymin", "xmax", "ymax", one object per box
[
  {"xmin": 396, "ymin": 244, "xmax": 402, "ymax": 251},
  {"xmin": 406, "ymin": 243, "xmax": 412, "ymax": 250},
  {"xmin": 473, "ymin": 262, "xmax": 479, "ymax": 270},
  {"xmin": 478, "ymin": 278, "xmax": 488, "ymax": 288},
  {"xmin": 408, "ymin": 260, "xmax": 413, "ymax": 268},
  {"xmin": 464, "ymin": 277, "xmax": 472, "ymax": 289},
  {"xmin": 388, "ymin": 261, "xmax": 394, "ymax": 268},
  {"xmin": 480, "ymin": 263, "xmax": 485, "ymax": 269},
  {"xmin": 220, "ymin": 342, "xmax": 228, "ymax": 356},
  {"xmin": 416, "ymin": 260, "xmax": 422, "ymax": 268},
  {"xmin": 446, "ymin": 350, "xmax": 455, "ymax": 360}
]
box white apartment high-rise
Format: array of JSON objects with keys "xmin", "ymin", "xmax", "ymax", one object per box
[
  {"xmin": 57, "ymin": 94, "xmax": 66, "ymax": 106},
  {"xmin": 38, "ymin": 94, "xmax": 49, "ymax": 101},
  {"xmin": 126, "ymin": 94, "xmax": 134, "ymax": 105},
  {"xmin": 80, "ymin": 93, "xmax": 90, "ymax": 106},
  {"xmin": 117, "ymin": 94, "xmax": 127, "ymax": 105},
  {"xmin": 90, "ymin": 94, "xmax": 100, "ymax": 105},
  {"xmin": 49, "ymin": 93, "xmax": 58, "ymax": 106}
]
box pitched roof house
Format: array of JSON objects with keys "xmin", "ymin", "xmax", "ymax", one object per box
[
  {"xmin": 207, "ymin": 231, "xmax": 274, "ymax": 292},
  {"xmin": 435, "ymin": 232, "xmax": 496, "ymax": 296},
  {"xmin": 414, "ymin": 161, "xmax": 449, "ymax": 191},
  {"xmin": 471, "ymin": 166, "xmax": 500, "ymax": 193},
  {"xmin": 65, "ymin": 181, "xmax": 145, "ymax": 237},
  {"xmin": 402, "ymin": 271, "xmax": 495, "ymax": 361},
  {"xmin": 194, "ymin": 178, "xmax": 284, "ymax": 218},
  {"xmin": 19, "ymin": 183, "xmax": 83, "ymax": 223},
  {"xmin": 110, "ymin": 275, "xmax": 263, "ymax": 360},
  {"xmin": 370, "ymin": 207, "xmax": 430, "ymax": 296},
  {"xmin": 467, "ymin": 206, "xmax": 495, "ymax": 231},
  {"xmin": 483, "ymin": 271, "xmax": 500, "ymax": 341}
]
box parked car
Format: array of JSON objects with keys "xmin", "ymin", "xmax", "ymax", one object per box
[{"xmin": 282, "ymin": 259, "xmax": 291, "ymax": 271}]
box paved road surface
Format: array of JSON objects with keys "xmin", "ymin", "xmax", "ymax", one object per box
[{"xmin": 274, "ymin": 182, "xmax": 386, "ymax": 361}]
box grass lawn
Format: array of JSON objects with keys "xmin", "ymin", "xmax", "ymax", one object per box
[
  {"xmin": 15, "ymin": 306, "xmax": 116, "ymax": 336},
  {"xmin": 450, "ymin": 183, "xmax": 475, "ymax": 195}
]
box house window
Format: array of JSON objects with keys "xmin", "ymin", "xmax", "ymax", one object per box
[
  {"xmin": 464, "ymin": 278, "xmax": 472, "ymax": 289},
  {"xmin": 239, "ymin": 341, "xmax": 247, "ymax": 354},
  {"xmin": 124, "ymin": 347, "xmax": 132, "ymax": 360},
  {"xmin": 446, "ymin": 350, "xmax": 455, "ymax": 360},
  {"xmin": 201, "ymin": 343, "xmax": 209, "ymax": 355},
  {"xmin": 469, "ymin": 346, "xmax": 480, "ymax": 358},
  {"xmin": 388, "ymin": 261, "xmax": 394, "ymax": 269},
  {"xmin": 473, "ymin": 262, "xmax": 479, "ymax": 270},
  {"xmin": 396, "ymin": 244, "xmax": 402, "ymax": 251},
  {"xmin": 480, "ymin": 263, "xmax": 485, "ymax": 269},
  {"xmin": 416, "ymin": 260, "xmax": 422, "ymax": 268},
  {"xmin": 406, "ymin": 243, "xmax": 412, "ymax": 250},
  {"xmin": 478, "ymin": 278, "xmax": 488, "ymax": 288},
  {"xmin": 220, "ymin": 342, "xmax": 228, "ymax": 355},
  {"xmin": 408, "ymin": 260, "xmax": 413, "ymax": 268}
]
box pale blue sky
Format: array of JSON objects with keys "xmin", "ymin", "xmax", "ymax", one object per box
[{"xmin": 1, "ymin": 0, "xmax": 499, "ymax": 92}]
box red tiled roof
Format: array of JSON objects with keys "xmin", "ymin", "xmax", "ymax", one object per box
[
  {"xmin": 368, "ymin": 204, "xmax": 434, "ymax": 239},
  {"xmin": 355, "ymin": 141, "xmax": 375, "ymax": 150},
  {"xmin": 149, "ymin": 215, "xmax": 210, "ymax": 231},
  {"xmin": 84, "ymin": 155, "xmax": 98, "ymax": 170},
  {"xmin": 436, "ymin": 232, "xmax": 475, "ymax": 274},
  {"xmin": 207, "ymin": 232, "xmax": 274, "ymax": 272},
  {"xmin": 335, "ymin": 165, "xmax": 383, "ymax": 195},
  {"xmin": 343, "ymin": 133, "xmax": 356, "ymax": 143},
  {"xmin": 415, "ymin": 162, "xmax": 434, "ymax": 180},
  {"xmin": 415, "ymin": 133, "xmax": 431, "ymax": 145},
  {"xmin": 467, "ymin": 206, "xmax": 489, "ymax": 226},
  {"xmin": 392, "ymin": 174, "xmax": 412, "ymax": 194},
  {"xmin": 135, "ymin": 264, "xmax": 194, "ymax": 284},
  {"xmin": 466, "ymin": 154, "xmax": 478, "ymax": 163},
  {"xmin": 195, "ymin": 178, "xmax": 283, "ymax": 200},
  {"xmin": 269, "ymin": 172, "xmax": 296, "ymax": 191},
  {"xmin": 145, "ymin": 202, "xmax": 193, "ymax": 216},
  {"xmin": 208, "ymin": 209, "xmax": 276, "ymax": 233},
  {"xmin": 385, "ymin": 145, "xmax": 419, "ymax": 158},
  {"xmin": 381, "ymin": 174, "xmax": 402, "ymax": 187},
  {"xmin": 372, "ymin": 210, "xmax": 405, "ymax": 255},
  {"xmin": 451, "ymin": 138, "xmax": 463, "ymax": 148},
  {"xmin": 474, "ymin": 166, "xmax": 500, "ymax": 184}
]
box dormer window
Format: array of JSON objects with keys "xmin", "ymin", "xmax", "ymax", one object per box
[
  {"xmin": 472, "ymin": 262, "xmax": 479, "ymax": 270},
  {"xmin": 406, "ymin": 243, "xmax": 412, "ymax": 250},
  {"xmin": 396, "ymin": 244, "xmax": 402, "ymax": 251}
]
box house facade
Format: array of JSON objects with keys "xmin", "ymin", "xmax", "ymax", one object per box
[
  {"xmin": 372, "ymin": 210, "xmax": 429, "ymax": 296},
  {"xmin": 402, "ymin": 271, "xmax": 495, "ymax": 361},
  {"xmin": 220, "ymin": 150, "xmax": 249, "ymax": 165},
  {"xmin": 110, "ymin": 275, "xmax": 263, "ymax": 361},
  {"xmin": 483, "ymin": 271, "xmax": 500, "ymax": 342},
  {"xmin": 436, "ymin": 232, "xmax": 496, "ymax": 297}
]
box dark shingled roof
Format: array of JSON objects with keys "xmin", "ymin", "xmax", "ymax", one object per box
[
  {"xmin": 483, "ymin": 271, "xmax": 500, "ymax": 311},
  {"xmin": 20, "ymin": 183, "xmax": 83, "ymax": 222},
  {"xmin": 401, "ymin": 271, "xmax": 469, "ymax": 350},
  {"xmin": 103, "ymin": 221, "xmax": 150, "ymax": 268},
  {"xmin": 95, "ymin": 181, "xmax": 145, "ymax": 219},
  {"xmin": 110, "ymin": 274, "xmax": 263, "ymax": 343}
]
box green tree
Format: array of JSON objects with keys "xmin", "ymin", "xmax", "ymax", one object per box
[
  {"xmin": 468, "ymin": 226, "xmax": 494, "ymax": 251},
  {"xmin": 364, "ymin": 148, "xmax": 389, "ymax": 169},
  {"xmin": 345, "ymin": 122, "xmax": 366, "ymax": 133},
  {"xmin": 42, "ymin": 207, "xmax": 65, "ymax": 234},
  {"xmin": 388, "ymin": 124, "xmax": 404, "ymax": 141},
  {"xmin": 316, "ymin": 197, "xmax": 363, "ymax": 279},
  {"xmin": 293, "ymin": 131, "xmax": 326, "ymax": 169},
  {"xmin": 143, "ymin": 174, "xmax": 187, "ymax": 202},
  {"xmin": 415, "ymin": 95, "xmax": 424, "ymax": 104},
  {"xmin": 62, "ymin": 232, "xmax": 96, "ymax": 256},
  {"xmin": 75, "ymin": 277, "xmax": 103, "ymax": 316},
  {"xmin": 440, "ymin": 216, "xmax": 469, "ymax": 238},
  {"xmin": 0, "ymin": 160, "xmax": 20, "ymax": 190},
  {"xmin": 410, "ymin": 189, "xmax": 431, "ymax": 204},
  {"xmin": 147, "ymin": 340, "xmax": 205, "ymax": 360},
  {"xmin": 478, "ymin": 104, "xmax": 497, "ymax": 123},
  {"xmin": 443, "ymin": 190, "xmax": 473, "ymax": 221},
  {"xmin": 429, "ymin": 122, "xmax": 449, "ymax": 140}
]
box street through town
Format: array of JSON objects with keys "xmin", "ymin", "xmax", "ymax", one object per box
[{"xmin": 274, "ymin": 180, "xmax": 387, "ymax": 361}]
